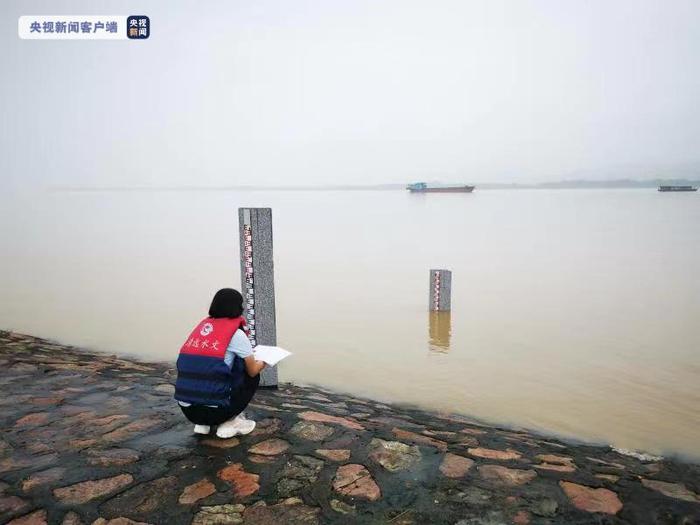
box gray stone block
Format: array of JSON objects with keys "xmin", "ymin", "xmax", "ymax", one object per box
[
  {"xmin": 239, "ymin": 208, "xmax": 278, "ymax": 387},
  {"xmin": 429, "ymin": 269, "xmax": 452, "ymax": 311}
]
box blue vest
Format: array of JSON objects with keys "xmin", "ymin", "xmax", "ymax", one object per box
[{"xmin": 174, "ymin": 316, "xmax": 247, "ymax": 409}]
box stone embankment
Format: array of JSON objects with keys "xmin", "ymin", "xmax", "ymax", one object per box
[{"xmin": 0, "ymin": 330, "xmax": 699, "ymax": 524}]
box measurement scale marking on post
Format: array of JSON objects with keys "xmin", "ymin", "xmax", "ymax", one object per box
[
  {"xmin": 433, "ymin": 271, "xmax": 441, "ymax": 311},
  {"xmin": 242, "ymin": 210, "xmax": 257, "ymax": 347}
]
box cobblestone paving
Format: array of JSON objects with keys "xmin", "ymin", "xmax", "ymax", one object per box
[{"xmin": 1, "ymin": 330, "xmax": 699, "ymax": 524}]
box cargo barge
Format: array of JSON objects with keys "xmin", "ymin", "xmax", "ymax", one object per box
[
  {"xmin": 407, "ymin": 182, "xmax": 475, "ymax": 193},
  {"xmin": 658, "ymin": 185, "xmax": 697, "ymax": 192}
]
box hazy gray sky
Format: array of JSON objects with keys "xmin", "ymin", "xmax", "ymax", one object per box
[{"xmin": 2, "ymin": 0, "xmax": 699, "ymax": 188}]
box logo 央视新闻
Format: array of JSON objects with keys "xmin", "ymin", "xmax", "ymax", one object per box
[{"xmin": 127, "ymin": 15, "xmax": 149, "ymax": 39}]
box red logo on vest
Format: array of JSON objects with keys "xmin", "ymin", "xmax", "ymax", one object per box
[{"xmin": 179, "ymin": 317, "xmax": 246, "ymax": 358}]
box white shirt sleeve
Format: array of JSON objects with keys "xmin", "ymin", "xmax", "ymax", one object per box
[{"xmin": 223, "ymin": 329, "xmax": 253, "ymax": 367}]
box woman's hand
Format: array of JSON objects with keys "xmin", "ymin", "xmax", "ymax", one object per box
[{"xmin": 244, "ymin": 355, "xmax": 267, "ymax": 377}]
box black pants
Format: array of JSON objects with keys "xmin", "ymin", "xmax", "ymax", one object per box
[{"xmin": 180, "ymin": 374, "xmax": 260, "ymax": 426}]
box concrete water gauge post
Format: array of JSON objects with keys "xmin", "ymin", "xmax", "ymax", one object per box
[
  {"xmin": 429, "ymin": 269, "xmax": 452, "ymax": 312},
  {"xmin": 239, "ymin": 208, "xmax": 278, "ymax": 387}
]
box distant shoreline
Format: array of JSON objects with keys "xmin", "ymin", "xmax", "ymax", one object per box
[{"xmin": 48, "ymin": 179, "xmax": 700, "ymax": 192}]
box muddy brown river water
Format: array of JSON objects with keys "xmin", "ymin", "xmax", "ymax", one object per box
[{"xmin": 1, "ymin": 188, "xmax": 698, "ymax": 460}]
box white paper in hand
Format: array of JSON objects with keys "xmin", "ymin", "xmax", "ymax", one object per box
[{"xmin": 253, "ymin": 345, "xmax": 292, "ymax": 366}]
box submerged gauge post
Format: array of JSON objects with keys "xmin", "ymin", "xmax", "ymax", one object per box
[{"xmin": 239, "ymin": 208, "xmax": 278, "ymax": 388}]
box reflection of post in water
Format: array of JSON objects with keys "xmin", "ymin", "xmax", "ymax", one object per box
[{"xmin": 429, "ymin": 311, "xmax": 452, "ymax": 353}]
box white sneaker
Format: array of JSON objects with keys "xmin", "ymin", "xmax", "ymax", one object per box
[
  {"xmin": 193, "ymin": 424, "xmax": 210, "ymax": 435},
  {"xmin": 236, "ymin": 415, "xmax": 256, "ymax": 435},
  {"xmin": 216, "ymin": 414, "xmax": 256, "ymax": 439},
  {"xmin": 236, "ymin": 417, "xmax": 256, "ymax": 435}
]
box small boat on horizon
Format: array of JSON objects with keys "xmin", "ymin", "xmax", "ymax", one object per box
[
  {"xmin": 658, "ymin": 185, "xmax": 697, "ymax": 192},
  {"xmin": 407, "ymin": 182, "xmax": 475, "ymax": 193}
]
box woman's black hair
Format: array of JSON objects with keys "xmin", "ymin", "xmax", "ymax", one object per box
[{"xmin": 208, "ymin": 288, "xmax": 244, "ymax": 318}]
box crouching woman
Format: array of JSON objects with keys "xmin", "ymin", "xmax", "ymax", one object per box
[{"xmin": 174, "ymin": 288, "xmax": 266, "ymax": 438}]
